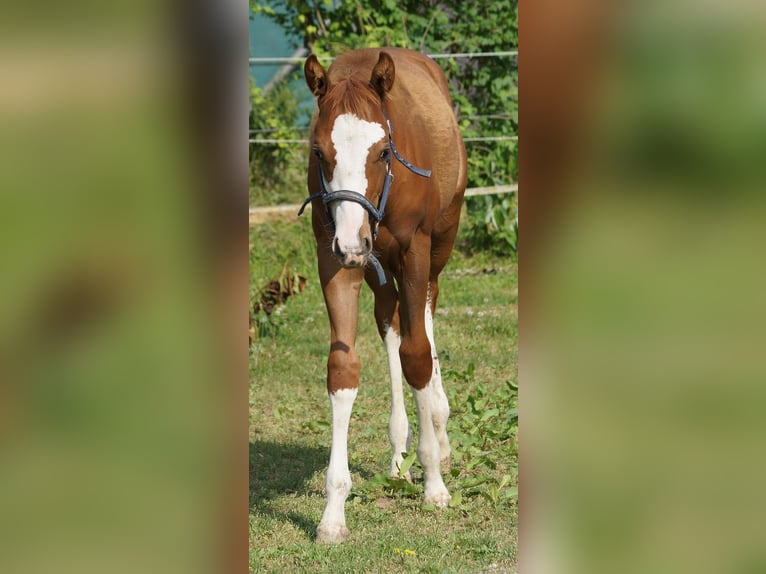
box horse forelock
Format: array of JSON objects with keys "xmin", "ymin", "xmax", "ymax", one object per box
[{"xmin": 321, "ymin": 77, "xmax": 383, "ymax": 120}]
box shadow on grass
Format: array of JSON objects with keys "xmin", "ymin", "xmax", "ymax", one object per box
[
  {"xmin": 250, "ymin": 439, "xmax": 386, "ymax": 541},
  {"xmin": 250, "ymin": 440, "xmax": 328, "ymax": 540}
]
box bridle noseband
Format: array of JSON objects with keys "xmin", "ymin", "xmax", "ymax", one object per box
[{"xmin": 298, "ymin": 107, "xmax": 431, "ymax": 285}]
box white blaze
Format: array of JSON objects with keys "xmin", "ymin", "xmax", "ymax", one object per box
[{"xmin": 329, "ymin": 113, "xmax": 385, "ymax": 252}]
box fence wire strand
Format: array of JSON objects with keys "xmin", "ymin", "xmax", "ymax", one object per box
[
  {"xmin": 249, "ymin": 49, "xmax": 517, "ymax": 217},
  {"xmin": 249, "ymin": 50, "xmax": 517, "ymax": 65}
]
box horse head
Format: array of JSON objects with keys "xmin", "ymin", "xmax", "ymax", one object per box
[{"xmin": 304, "ymin": 52, "xmax": 396, "ymax": 269}]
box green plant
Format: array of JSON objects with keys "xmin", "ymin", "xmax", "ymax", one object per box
[
  {"xmin": 250, "ymin": 1, "xmax": 518, "ymax": 252},
  {"xmin": 252, "ymin": 0, "xmax": 517, "ymax": 183},
  {"xmin": 461, "ymin": 192, "xmax": 518, "ymax": 257},
  {"xmin": 249, "ymin": 80, "xmax": 308, "ymax": 206},
  {"xmin": 445, "ymin": 367, "xmax": 518, "ymax": 510}
]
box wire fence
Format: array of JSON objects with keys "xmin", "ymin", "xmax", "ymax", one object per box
[
  {"xmin": 249, "ymin": 114, "xmax": 515, "ymax": 134},
  {"xmin": 249, "ymin": 49, "xmax": 517, "ymax": 223},
  {"xmin": 248, "ymin": 135, "xmax": 517, "ymax": 144},
  {"xmin": 249, "ymin": 50, "xmax": 517, "ymax": 66},
  {"xmin": 249, "ymin": 49, "xmax": 518, "ymax": 145}
]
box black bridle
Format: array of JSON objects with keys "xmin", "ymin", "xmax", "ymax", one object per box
[{"xmin": 298, "ymin": 108, "xmax": 431, "ymax": 285}]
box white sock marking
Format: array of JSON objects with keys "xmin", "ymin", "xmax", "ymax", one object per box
[
  {"xmin": 319, "ymin": 388, "xmax": 357, "ymax": 537},
  {"xmin": 384, "ymin": 326, "xmax": 411, "ymax": 477},
  {"xmin": 425, "ymin": 289, "xmax": 451, "ymax": 465},
  {"xmin": 413, "ymin": 385, "xmax": 451, "ymax": 507}
]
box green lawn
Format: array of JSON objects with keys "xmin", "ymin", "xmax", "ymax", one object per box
[{"xmin": 249, "ymin": 216, "xmax": 518, "ymax": 573}]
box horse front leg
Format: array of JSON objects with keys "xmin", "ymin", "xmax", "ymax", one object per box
[
  {"xmin": 316, "ymin": 260, "xmax": 364, "ymax": 544},
  {"xmin": 398, "ymin": 232, "xmax": 451, "ymax": 508}
]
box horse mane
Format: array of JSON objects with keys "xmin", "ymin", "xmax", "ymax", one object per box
[{"xmin": 322, "ymin": 77, "xmax": 382, "ymax": 116}]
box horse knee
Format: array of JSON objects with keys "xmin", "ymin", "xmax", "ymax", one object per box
[
  {"xmin": 327, "ymin": 350, "xmax": 360, "ymax": 391},
  {"xmin": 399, "ymin": 339, "xmax": 432, "ymax": 389}
]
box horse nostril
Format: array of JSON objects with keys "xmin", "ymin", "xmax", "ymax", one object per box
[
  {"xmin": 363, "ymin": 237, "xmax": 372, "ymax": 252},
  {"xmin": 333, "ymin": 237, "xmax": 344, "ymax": 258}
]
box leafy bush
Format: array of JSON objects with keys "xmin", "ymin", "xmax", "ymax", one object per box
[
  {"xmin": 460, "ymin": 192, "xmax": 519, "ymax": 257},
  {"xmin": 250, "ymin": 0, "xmax": 518, "ymax": 255},
  {"xmin": 249, "ymin": 81, "xmax": 307, "ymax": 205}
]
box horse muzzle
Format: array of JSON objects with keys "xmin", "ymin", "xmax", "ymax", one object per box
[
  {"xmin": 331, "ymin": 235, "xmax": 387, "ymax": 284},
  {"xmin": 332, "ymin": 235, "xmax": 372, "ymax": 268}
]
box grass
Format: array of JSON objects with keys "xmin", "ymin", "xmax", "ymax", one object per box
[{"xmin": 250, "ymin": 215, "xmax": 518, "ymax": 573}]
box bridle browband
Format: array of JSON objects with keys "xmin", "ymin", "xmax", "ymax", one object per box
[{"xmin": 298, "ymin": 106, "xmax": 431, "ymax": 285}]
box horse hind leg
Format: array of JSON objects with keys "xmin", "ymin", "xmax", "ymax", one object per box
[
  {"xmin": 411, "ymin": 377, "xmax": 451, "ymax": 508},
  {"xmin": 383, "ymin": 326, "xmax": 414, "ymax": 481},
  {"xmin": 398, "ymin": 239, "xmax": 451, "ymax": 508},
  {"xmin": 425, "ymin": 281, "xmax": 451, "ymax": 472}
]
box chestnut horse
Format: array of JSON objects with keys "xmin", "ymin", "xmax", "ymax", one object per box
[{"xmin": 301, "ymin": 48, "xmax": 467, "ymax": 543}]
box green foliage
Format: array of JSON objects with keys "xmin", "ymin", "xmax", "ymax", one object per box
[
  {"xmin": 350, "ymin": 472, "xmax": 421, "ymax": 501},
  {"xmin": 250, "ymin": 1, "xmax": 518, "ymax": 254},
  {"xmin": 249, "ymin": 80, "xmax": 308, "ymax": 205},
  {"xmin": 397, "ymin": 450, "xmax": 418, "ymax": 479},
  {"xmin": 445, "ymin": 366, "xmax": 518, "ymax": 509},
  {"xmin": 461, "ymin": 191, "xmax": 519, "ymax": 257},
  {"xmin": 252, "ymin": 309, "xmax": 287, "ymax": 339}
]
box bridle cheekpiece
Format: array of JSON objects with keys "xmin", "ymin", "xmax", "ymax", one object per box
[{"xmin": 298, "ymin": 106, "xmax": 431, "ymax": 285}]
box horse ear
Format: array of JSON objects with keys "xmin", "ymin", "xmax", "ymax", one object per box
[
  {"xmin": 304, "ymin": 54, "xmax": 328, "ymax": 98},
  {"xmin": 370, "ymin": 51, "xmax": 395, "ymax": 100}
]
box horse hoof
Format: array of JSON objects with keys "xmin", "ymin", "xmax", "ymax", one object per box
[
  {"xmin": 316, "ymin": 523, "xmax": 350, "ymax": 544},
  {"xmin": 424, "ymin": 487, "xmax": 451, "ymax": 508}
]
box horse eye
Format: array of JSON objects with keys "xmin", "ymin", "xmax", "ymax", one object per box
[
  {"xmin": 379, "ymin": 148, "xmax": 390, "ymax": 161},
  {"xmin": 313, "ymin": 148, "xmax": 324, "ymax": 160}
]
